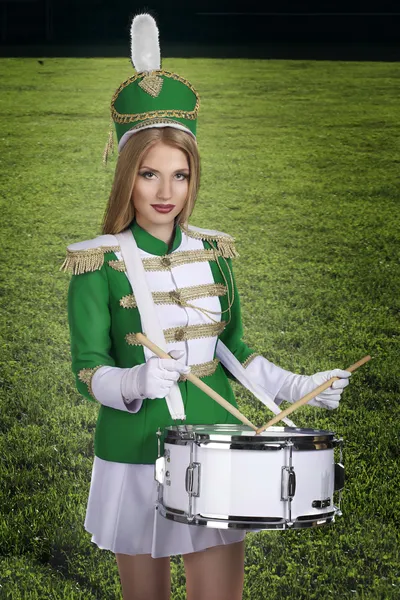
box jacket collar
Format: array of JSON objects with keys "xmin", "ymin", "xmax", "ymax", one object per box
[{"xmin": 129, "ymin": 221, "xmax": 182, "ymax": 256}]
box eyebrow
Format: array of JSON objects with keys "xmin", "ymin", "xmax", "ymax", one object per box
[{"xmin": 140, "ymin": 165, "xmax": 190, "ymax": 173}]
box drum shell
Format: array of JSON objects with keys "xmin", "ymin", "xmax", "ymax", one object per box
[
  {"xmin": 156, "ymin": 425, "xmax": 343, "ymax": 529},
  {"xmin": 162, "ymin": 441, "xmax": 335, "ymax": 521}
]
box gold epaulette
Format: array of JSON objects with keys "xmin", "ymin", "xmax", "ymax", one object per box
[
  {"xmin": 182, "ymin": 226, "xmax": 239, "ymax": 259},
  {"xmin": 60, "ymin": 245, "xmax": 120, "ymax": 275}
]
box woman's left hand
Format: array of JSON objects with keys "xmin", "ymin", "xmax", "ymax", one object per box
[
  {"xmin": 307, "ymin": 369, "xmax": 352, "ymax": 410},
  {"xmin": 277, "ymin": 369, "xmax": 351, "ymax": 410}
]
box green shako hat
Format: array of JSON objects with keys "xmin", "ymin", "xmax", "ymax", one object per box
[{"xmin": 105, "ymin": 13, "xmax": 199, "ymax": 161}]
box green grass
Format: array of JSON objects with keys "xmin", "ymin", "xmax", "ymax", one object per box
[{"xmin": 0, "ymin": 57, "xmax": 399, "ymax": 599}]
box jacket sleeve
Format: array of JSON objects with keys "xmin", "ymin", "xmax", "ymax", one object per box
[
  {"xmin": 67, "ymin": 266, "xmax": 116, "ymax": 401},
  {"xmin": 68, "ymin": 267, "xmax": 146, "ymax": 412}
]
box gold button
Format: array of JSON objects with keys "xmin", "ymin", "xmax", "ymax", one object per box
[
  {"xmin": 169, "ymin": 290, "xmax": 181, "ymax": 304},
  {"xmin": 161, "ymin": 256, "xmax": 171, "ymax": 267},
  {"xmin": 174, "ymin": 328, "xmax": 185, "ymax": 341}
]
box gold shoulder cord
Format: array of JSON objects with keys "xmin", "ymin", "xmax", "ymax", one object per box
[
  {"xmin": 176, "ymin": 243, "xmax": 235, "ymax": 325},
  {"xmin": 211, "ymin": 244, "xmax": 235, "ymax": 326},
  {"xmin": 176, "ymin": 297, "xmax": 225, "ymax": 325}
]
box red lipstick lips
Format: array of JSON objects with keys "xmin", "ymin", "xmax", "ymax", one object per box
[{"xmin": 151, "ymin": 204, "xmax": 175, "ymax": 213}]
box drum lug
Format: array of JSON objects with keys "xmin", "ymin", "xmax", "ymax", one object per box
[
  {"xmin": 185, "ymin": 463, "xmax": 201, "ymax": 497},
  {"xmin": 333, "ymin": 438, "xmax": 345, "ymax": 514},
  {"xmin": 154, "ymin": 456, "xmax": 165, "ymax": 485},
  {"xmin": 156, "ymin": 428, "xmax": 162, "ymax": 457},
  {"xmin": 281, "ymin": 467, "xmax": 296, "ymax": 500},
  {"xmin": 334, "ymin": 462, "xmax": 345, "ymax": 491},
  {"xmin": 178, "ymin": 424, "xmax": 195, "ymax": 439},
  {"xmin": 312, "ymin": 498, "xmax": 331, "ymax": 509},
  {"xmin": 286, "ymin": 521, "xmax": 294, "ymax": 528}
]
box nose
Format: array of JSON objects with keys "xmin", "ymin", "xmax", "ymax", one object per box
[{"xmin": 156, "ymin": 177, "xmax": 172, "ymax": 201}]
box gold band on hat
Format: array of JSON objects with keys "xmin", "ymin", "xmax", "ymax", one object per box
[{"xmin": 111, "ymin": 70, "xmax": 200, "ymax": 125}]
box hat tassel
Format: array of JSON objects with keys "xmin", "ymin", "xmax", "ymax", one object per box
[{"xmin": 103, "ymin": 119, "xmax": 115, "ymax": 165}]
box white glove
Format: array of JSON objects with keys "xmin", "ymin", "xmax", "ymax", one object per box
[
  {"xmin": 276, "ymin": 369, "xmax": 351, "ymax": 410},
  {"xmin": 122, "ymin": 350, "xmax": 190, "ymax": 402}
]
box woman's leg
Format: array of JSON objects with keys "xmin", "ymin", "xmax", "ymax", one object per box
[
  {"xmin": 183, "ymin": 540, "xmax": 245, "ymax": 600},
  {"xmin": 115, "ymin": 553, "xmax": 171, "ymax": 600}
]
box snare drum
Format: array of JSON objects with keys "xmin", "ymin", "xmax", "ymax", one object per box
[{"xmin": 154, "ymin": 425, "xmax": 344, "ymax": 530}]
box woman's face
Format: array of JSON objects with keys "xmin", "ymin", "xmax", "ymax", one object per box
[{"xmin": 131, "ymin": 141, "xmax": 189, "ymax": 232}]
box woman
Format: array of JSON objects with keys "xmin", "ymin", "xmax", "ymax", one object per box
[{"xmin": 62, "ymin": 14, "xmax": 351, "ymax": 600}]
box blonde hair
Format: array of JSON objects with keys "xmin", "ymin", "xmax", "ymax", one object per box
[{"xmin": 102, "ymin": 127, "xmax": 201, "ymax": 234}]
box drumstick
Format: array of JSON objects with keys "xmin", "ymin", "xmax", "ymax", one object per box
[
  {"xmin": 256, "ymin": 355, "xmax": 371, "ymax": 434},
  {"xmin": 136, "ymin": 333, "xmax": 258, "ymax": 432}
]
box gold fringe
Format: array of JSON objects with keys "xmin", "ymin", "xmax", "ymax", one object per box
[
  {"xmin": 217, "ymin": 239, "xmax": 239, "ymax": 259},
  {"xmin": 60, "ymin": 246, "xmax": 120, "ymax": 274},
  {"xmin": 60, "ymin": 234, "xmax": 236, "ymax": 277},
  {"xmin": 182, "ymin": 227, "xmax": 239, "ymax": 259}
]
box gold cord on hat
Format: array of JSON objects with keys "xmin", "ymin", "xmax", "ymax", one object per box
[{"xmin": 102, "ymin": 118, "xmax": 115, "ymax": 165}]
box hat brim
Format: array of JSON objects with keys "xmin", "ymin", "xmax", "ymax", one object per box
[{"xmin": 118, "ymin": 121, "xmax": 196, "ymax": 152}]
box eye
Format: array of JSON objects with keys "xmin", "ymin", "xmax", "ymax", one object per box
[
  {"xmin": 175, "ymin": 173, "xmax": 189, "ymax": 180},
  {"xmin": 139, "ymin": 171, "xmax": 156, "ymax": 179}
]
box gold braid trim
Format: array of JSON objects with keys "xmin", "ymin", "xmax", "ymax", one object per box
[
  {"xmin": 182, "ymin": 227, "xmax": 239, "ymax": 259},
  {"xmin": 180, "ymin": 358, "xmax": 220, "ymax": 381},
  {"xmin": 126, "ymin": 322, "xmax": 225, "ymax": 346},
  {"xmin": 116, "ymin": 248, "xmax": 235, "ymax": 323},
  {"xmin": 108, "ymin": 259, "xmax": 127, "ymax": 272},
  {"xmin": 119, "ymin": 283, "xmax": 227, "ymax": 309},
  {"xmin": 242, "ymin": 353, "xmax": 259, "ymax": 369},
  {"xmin": 60, "ymin": 231, "xmax": 236, "ymax": 275},
  {"xmin": 120, "ymin": 294, "xmax": 136, "ymax": 308},
  {"xmin": 61, "ymin": 246, "xmax": 120, "ymax": 274},
  {"xmin": 126, "ymin": 118, "xmax": 189, "ymax": 135},
  {"xmin": 108, "ymin": 249, "xmax": 218, "ymax": 273},
  {"xmin": 78, "ymin": 366, "xmax": 104, "ymax": 399},
  {"xmin": 185, "ymin": 283, "xmax": 227, "ymax": 301},
  {"xmin": 111, "ymin": 71, "xmax": 200, "ymax": 125},
  {"xmin": 163, "ymin": 322, "xmax": 226, "ymax": 343},
  {"xmin": 143, "ymin": 249, "xmax": 218, "ymax": 271}
]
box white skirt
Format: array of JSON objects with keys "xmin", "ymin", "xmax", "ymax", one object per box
[{"xmin": 84, "ymin": 457, "xmax": 246, "ymax": 558}]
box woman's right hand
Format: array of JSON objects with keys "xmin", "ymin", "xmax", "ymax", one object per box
[{"xmin": 135, "ymin": 351, "xmax": 190, "ymax": 399}]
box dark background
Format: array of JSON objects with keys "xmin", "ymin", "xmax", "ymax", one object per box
[{"xmin": 0, "ymin": 0, "xmax": 399, "ymax": 59}]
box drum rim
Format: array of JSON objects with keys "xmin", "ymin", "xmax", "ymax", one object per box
[
  {"xmin": 157, "ymin": 503, "xmax": 338, "ymax": 530},
  {"xmin": 164, "ymin": 424, "xmax": 337, "ymax": 446}
]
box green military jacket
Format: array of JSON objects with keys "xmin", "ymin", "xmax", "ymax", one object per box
[{"xmin": 64, "ymin": 221, "xmax": 258, "ymax": 464}]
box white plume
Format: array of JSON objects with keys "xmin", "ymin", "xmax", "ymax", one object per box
[{"xmin": 130, "ymin": 13, "xmax": 161, "ymax": 73}]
